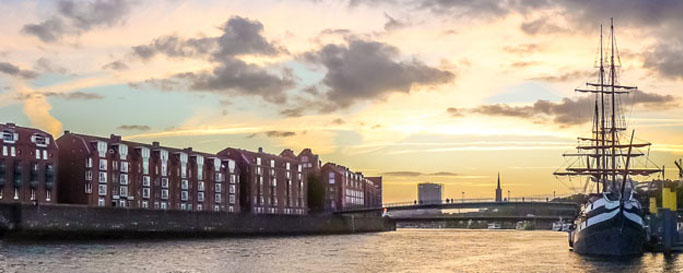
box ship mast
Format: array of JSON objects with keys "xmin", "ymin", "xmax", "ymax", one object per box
[{"xmin": 610, "ymin": 18, "xmax": 617, "ymax": 189}]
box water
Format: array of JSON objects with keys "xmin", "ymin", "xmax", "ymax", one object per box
[{"xmin": 0, "ymin": 229, "xmax": 681, "ymax": 272}]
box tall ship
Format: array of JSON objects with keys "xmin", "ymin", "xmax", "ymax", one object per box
[{"xmin": 553, "ymin": 19, "xmax": 661, "ymax": 256}]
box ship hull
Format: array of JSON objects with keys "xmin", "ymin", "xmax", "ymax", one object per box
[{"xmin": 572, "ymin": 208, "xmax": 645, "ymax": 256}]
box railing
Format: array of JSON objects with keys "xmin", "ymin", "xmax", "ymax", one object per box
[{"xmin": 381, "ymin": 196, "xmax": 574, "ymax": 208}]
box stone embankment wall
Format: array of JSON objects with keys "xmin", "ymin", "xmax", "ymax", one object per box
[{"xmin": 0, "ymin": 203, "xmax": 395, "ymax": 239}]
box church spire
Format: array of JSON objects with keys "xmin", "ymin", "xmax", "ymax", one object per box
[
  {"xmin": 495, "ymin": 172, "xmax": 502, "ymax": 202},
  {"xmin": 497, "ymin": 172, "xmax": 501, "ymax": 189}
]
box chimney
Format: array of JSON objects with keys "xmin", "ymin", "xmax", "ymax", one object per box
[
  {"xmin": 186, "ymin": 147, "xmax": 193, "ymax": 152},
  {"xmin": 110, "ymin": 134, "xmax": 121, "ymax": 142},
  {"xmin": 152, "ymin": 141, "xmax": 160, "ymax": 147},
  {"xmin": 7, "ymin": 122, "xmax": 15, "ymax": 127},
  {"xmin": 64, "ymin": 130, "xmax": 70, "ymax": 135},
  {"xmin": 258, "ymin": 147, "xmax": 263, "ymax": 153}
]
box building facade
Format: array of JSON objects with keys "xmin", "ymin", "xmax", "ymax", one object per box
[
  {"xmin": 365, "ymin": 176, "xmax": 383, "ymax": 207},
  {"xmin": 57, "ymin": 132, "xmax": 239, "ymax": 212},
  {"xmin": 320, "ymin": 163, "xmax": 374, "ymax": 211},
  {"xmin": 418, "ymin": 183, "xmax": 443, "ymax": 204},
  {"xmin": 297, "ymin": 148, "xmax": 321, "ymax": 176},
  {"xmin": 0, "ymin": 123, "xmax": 58, "ymax": 203},
  {"xmin": 218, "ymin": 147, "xmax": 306, "ymax": 215}
]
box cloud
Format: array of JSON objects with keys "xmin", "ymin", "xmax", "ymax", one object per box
[
  {"xmin": 530, "ymin": 70, "xmax": 594, "ymax": 83},
  {"xmin": 331, "ymin": 118, "xmax": 345, "ymax": 125},
  {"xmin": 265, "ymin": 130, "xmax": 296, "ymax": 137},
  {"xmin": 102, "ymin": 60, "xmax": 129, "ymax": 70},
  {"xmin": 22, "ymin": 0, "xmax": 132, "ymax": 42},
  {"xmin": 14, "ymin": 84, "xmax": 63, "ymax": 137},
  {"xmin": 520, "ymin": 16, "xmax": 569, "ymax": 35},
  {"xmin": 462, "ymin": 90, "xmax": 679, "ymax": 126},
  {"xmin": 131, "ymin": 34, "xmax": 217, "ymax": 60},
  {"xmin": 503, "ymin": 43, "xmax": 543, "ymax": 55},
  {"xmin": 34, "ymin": 58, "xmax": 68, "ymax": 74},
  {"xmin": 381, "ymin": 171, "xmax": 459, "ymax": 177},
  {"xmin": 303, "ymin": 39, "xmax": 455, "ymax": 109},
  {"xmin": 0, "ymin": 62, "xmax": 39, "ymax": 79},
  {"xmin": 383, "ymin": 13, "xmax": 406, "ymax": 31},
  {"xmin": 17, "ymin": 91, "xmax": 103, "ymax": 100},
  {"xmin": 117, "ymin": 124, "xmax": 151, "ymax": 131},
  {"xmin": 213, "ymin": 16, "xmax": 284, "ymax": 59},
  {"xmin": 446, "ymin": 107, "xmax": 463, "ymax": 117},
  {"xmin": 643, "ymin": 43, "xmax": 683, "ymax": 80}
]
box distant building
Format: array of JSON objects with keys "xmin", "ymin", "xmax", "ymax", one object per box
[
  {"xmin": 0, "ymin": 123, "xmax": 58, "ymax": 204},
  {"xmin": 57, "ymin": 132, "xmax": 240, "ymax": 212},
  {"xmin": 218, "ymin": 147, "xmax": 306, "ymax": 215},
  {"xmin": 495, "ymin": 172, "xmax": 502, "ymax": 202},
  {"xmin": 297, "ymin": 148, "xmax": 321, "ymax": 176},
  {"xmin": 418, "ymin": 183, "xmax": 442, "ymax": 204},
  {"xmin": 320, "ymin": 163, "xmax": 368, "ymax": 211}
]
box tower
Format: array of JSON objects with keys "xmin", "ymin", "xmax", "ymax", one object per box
[{"xmin": 495, "ymin": 172, "xmax": 502, "ymax": 202}]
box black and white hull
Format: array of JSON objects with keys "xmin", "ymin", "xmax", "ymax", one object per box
[{"xmin": 570, "ymin": 194, "xmax": 646, "ymax": 256}]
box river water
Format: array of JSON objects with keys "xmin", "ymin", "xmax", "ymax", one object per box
[{"xmin": 0, "ymin": 229, "xmax": 681, "ymax": 272}]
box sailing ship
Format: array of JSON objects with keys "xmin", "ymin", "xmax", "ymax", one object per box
[{"xmin": 553, "ymin": 19, "xmax": 661, "ymax": 256}]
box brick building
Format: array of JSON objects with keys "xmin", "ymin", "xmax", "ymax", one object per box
[
  {"xmin": 0, "ymin": 123, "xmax": 58, "ymax": 203},
  {"xmin": 218, "ymin": 147, "xmax": 306, "ymax": 215},
  {"xmin": 320, "ymin": 163, "xmax": 373, "ymax": 211},
  {"xmin": 365, "ymin": 176, "xmax": 383, "ymax": 207},
  {"xmin": 297, "ymin": 148, "xmax": 321, "ymax": 175},
  {"xmin": 56, "ymin": 132, "xmax": 239, "ymax": 212}
]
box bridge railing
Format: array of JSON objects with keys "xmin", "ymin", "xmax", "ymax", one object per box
[{"xmin": 381, "ymin": 197, "xmax": 563, "ymax": 208}]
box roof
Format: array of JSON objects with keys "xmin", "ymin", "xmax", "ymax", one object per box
[
  {"xmin": 62, "ymin": 132, "xmax": 218, "ymax": 159},
  {"xmin": 0, "ymin": 122, "xmax": 59, "ymax": 149}
]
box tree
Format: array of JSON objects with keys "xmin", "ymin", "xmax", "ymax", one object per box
[{"xmin": 307, "ymin": 173, "xmax": 326, "ymax": 214}]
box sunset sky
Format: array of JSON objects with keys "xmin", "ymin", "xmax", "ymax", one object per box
[{"xmin": 1, "ymin": 0, "xmax": 682, "ymax": 202}]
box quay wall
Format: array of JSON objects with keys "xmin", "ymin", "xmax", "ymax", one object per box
[{"xmin": 0, "ymin": 203, "xmax": 395, "ymax": 239}]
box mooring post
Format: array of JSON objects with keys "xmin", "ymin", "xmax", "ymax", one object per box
[{"xmin": 661, "ymin": 209, "xmax": 675, "ymax": 253}]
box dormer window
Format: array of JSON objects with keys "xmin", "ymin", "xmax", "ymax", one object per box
[{"xmin": 2, "ymin": 131, "xmax": 17, "ymax": 143}]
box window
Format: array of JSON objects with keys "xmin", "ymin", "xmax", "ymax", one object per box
[
  {"xmin": 215, "ymin": 183, "xmax": 222, "ymax": 192},
  {"xmin": 30, "ymin": 188, "xmax": 36, "ymax": 200},
  {"xmin": 161, "ymin": 202, "xmax": 167, "ymax": 210},
  {"xmin": 215, "ymin": 172, "xmax": 223, "ymax": 182},
  {"xmin": 142, "ymin": 201, "xmax": 149, "ymax": 208},
  {"xmin": 270, "ymin": 160, "xmax": 275, "ymax": 168},
  {"xmin": 214, "ymin": 205, "xmax": 220, "ymax": 212},
  {"xmin": 329, "ymin": 172, "xmax": 335, "ymax": 184},
  {"xmin": 198, "ymin": 181, "xmax": 205, "ymax": 191},
  {"xmin": 13, "ymin": 188, "xmax": 18, "ymax": 200},
  {"xmin": 161, "ymin": 189, "xmax": 169, "ymax": 200},
  {"xmin": 99, "ymin": 159, "xmax": 107, "ymax": 171},
  {"xmin": 181, "ymin": 191, "xmax": 188, "ymax": 201},
  {"xmin": 229, "ymin": 194, "xmax": 235, "ymax": 204},
  {"xmin": 197, "ymin": 204, "xmax": 203, "ymax": 211},
  {"xmin": 301, "ymin": 155, "xmax": 308, "ymax": 162},
  {"xmin": 120, "ymin": 186, "xmax": 128, "ymax": 197},
  {"xmin": 98, "ymin": 185, "xmax": 107, "ymax": 196},
  {"xmin": 112, "ymin": 161, "xmax": 118, "ymax": 171},
  {"xmin": 10, "ymin": 146, "xmax": 15, "ymax": 157},
  {"xmin": 98, "ymin": 197, "xmax": 105, "ymax": 206},
  {"xmin": 161, "ymin": 178, "xmax": 169, "ymax": 188},
  {"xmin": 142, "ymin": 176, "xmax": 150, "ymax": 187},
  {"xmin": 142, "ymin": 188, "xmax": 150, "ymax": 199},
  {"xmin": 215, "ymin": 194, "xmax": 222, "ymax": 203},
  {"xmin": 2, "ymin": 146, "xmax": 6, "ymax": 156},
  {"xmin": 85, "ymin": 170, "xmax": 92, "ymax": 181},
  {"xmin": 43, "ymin": 150, "xmax": 48, "ymax": 160},
  {"xmin": 229, "ymin": 184, "xmax": 236, "ymax": 194},
  {"xmin": 120, "ymin": 174, "xmax": 128, "ymax": 185},
  {"xmin": 85, "ymin": 183, "xmax": 92, "ymax": 193},
  {"xmin": 256, "ymin": 157, "xmax": 261, "ymax": 165},
  {"xmin": 98, "ymin": 172, "xmax": 107, "ymax": 183},
  {"xmin": 2, "ymin": 131, "xmax": 15, "ymax": 143},
  {"xmin": 286, "ymin": 162, "xmax": 290, "ymax": 170},
  {"xmin": 230, "ymin": 174, "xmax": 236, "ymax": 184},
  {"xmin": 121, "ymin": 162, "xmax": 129, "ymax": 173},
  {"xmin": 154, "ymin": 202, "xmax": 160, "ymax": 209},
  {"xmin": 35, "ymin": 149, "xmax": 40, "ymax": 159},
  {"xmin": 198, "ymin": 192, "xmax": 205, "ymax": 202},
  {"xmin": 181, "ymin": 180, "xmax": 189, "ymax": 190}
]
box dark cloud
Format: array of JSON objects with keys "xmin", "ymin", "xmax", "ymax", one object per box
[
  {"xmin": 279, "ymin": 107, "xmax": 305, "ymax": 118},
  {"xmin": 643, "ymin": 43, "xmax": 683, "ymax": 80},
  {"xmin": 503, "ymin": 43, "xmax": 543, "ymax": 55},
  {"xmin": 509, "ymin": 61, "xmax": 540, "ymax": 68},
  {"xmin": 102, "ymin": 60, "xmax": 129, "ymax": 70},
  {"xmin": 34, "ymin": 58, "xmax": 68, "ymax": 74},
  {"xmin": 0, "ymin": 62, "xmax": 39, "ymax": 79},
  {"xmin": 213, "ymin": 16, "xmax": 283, "ymax": 59},
  {"xmin": 264, "ymin": 131, "xmax": 296, "ymax": 137},
  {"xmin": 117, "ymin": 125, "xmax": 151, "ymax": 131},
  {"xmin": 304, "ymin": 39, "xmax": 454, "ymax": 109},
  {"xmin": 22, "ymin": 0, "xmax": 132, "ymax": 42},
  {"xmin": 464, "ymin": 90, "xmax": 679, "ymax": 126}
]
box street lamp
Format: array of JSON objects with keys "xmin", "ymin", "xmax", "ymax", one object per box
[
  {"xmin": 507, "ymin": 190, "xmax": 510, "ymax": 201},
  {"xmin": 553, "ymin": 190, "xmax": 556, "ymax": 199},
  {"xmin": 461, "ymin": 192, "xmax": 465, "ymax": 203}
]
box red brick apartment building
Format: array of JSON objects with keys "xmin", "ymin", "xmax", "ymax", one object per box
[
  {"xmin": 0, "ymin": 123, "xmax": 58, "ymax": 203},
  {"xmin": 218, "ymin": 147, "xmax": 307, "ymax": 215},
  {"xmin": 320, "ymin": 163, "xmax": 377, "ymax": 211},
  {"xmin": 57, "ymin": 132, "xmax": 240, "ymax": 212},
  {"xmin": 297, "ymin": 148, "xmax": 321, "ymax": 175},
  {"xmin": 365, "ymin": 176, "xmax": 382, "ymax": 207}
]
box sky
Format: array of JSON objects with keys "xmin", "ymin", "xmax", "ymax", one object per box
[{"xmin": 1, "ymin": 0, "xmax": 683, "ymax": 203}]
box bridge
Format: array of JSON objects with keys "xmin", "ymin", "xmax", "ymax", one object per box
[{"xmin": 334, "ymin": 198, "xmax": 581, "ymax": 215}]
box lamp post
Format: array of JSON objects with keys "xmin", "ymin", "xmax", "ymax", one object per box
[
  {"xmin": 553, "ymin": 190, "xmax": 556, "ymax": 199},
  {"xmin": 461, "ymin": 192, "xmax": 465, "ymax": 203},
  {"xmin": 507, "ymin": 190, "xmax": 510, "ymax": 201}
]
